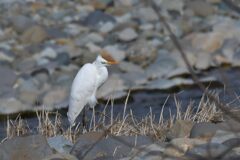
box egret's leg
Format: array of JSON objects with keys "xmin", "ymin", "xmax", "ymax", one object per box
[{"xmin": 82, "ymin": 107, "xmax": 86, "ymax": 128}]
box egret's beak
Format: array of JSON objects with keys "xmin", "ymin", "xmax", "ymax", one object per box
[{"xmin": 107, "ymin": 60, "xmax": 119, "ymax": 65}]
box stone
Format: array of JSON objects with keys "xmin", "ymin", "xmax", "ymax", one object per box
[
  {"xmin": 43, "ymin": 87, "xmax": 69, "ymax": 108},
  {"xmin": 117, "ymin": 28, "xmax": 138, "ymax": 42},
  {"xmin": 10, "ymin": 15, "xmax": 35, "ymax": 33},
  {"xmin": 186, "ymin": 0, "xmax": 215, "ymax": 17},
  {"xmin": 0, "ymin": 67, "xmax": 17, "ymax": 88},
  {"xmin": 21, "ymin": 25, "xmax": 48, "ymax": 44},
  {"xmin": 14, "ymin": 58, "xmax": 36, "ymax": 72},
  {"xmin": 86, "ymin": 42, "xmax": 101, "ymax": 53},
  {"xmin": 159, "ymin": 0, "xmax": 184, "ymax": 14},
  {"xmin": 129, "ymin": 143, "xmax": 166, "ymax": 160},
  {"xmin": 97, "ymin": 74, "xmax": 127, "ymax": 100},
  {"xmin": 0, "ymin": 135, "xmax": 53, "ymax": 160},
  {"xmin": 186, "ymin": 143, "xmax": 234, "ymax": 159},
  {"xmin": 40, "ymin": 47, "xmax": 58, "ymax": 59},
  {"xmin": 71, "ymin": 134, "xmax": 154, "ymax": 160},
  {"xmin": 86, "ymin": 33, "xmax": 104, "ymax": 44},
  {"xmin": 47, "ymin": 136, "xmax": 73, "ymax": 154},
  {"xmin": 133, "ymin": 7, "xmax": 158, "ymax": 22},
  {"xmin": 167, "ymin": 120, "xmax": 194, "ymax": 140},
  {"xmin": 165, "ymin": 67, "xmax": 190, "ymax": 79},
  {"xmin": 118, "ymin": 61, "xmax": 144, "ymax": 73},
  {"xmin": 0, "ymin": 48, "xmax": 15, "ymax": 62},
  {"xmin": 99, "ymin": 21, "xmax": 115, "ymax": 33},
  {"xmin": 127, "ymin": 39, "xmax": 157, "ymax": 67},
  {"xmin": 55, "ymin": 52, "xmax": 70, "ymax": 66},
  {"xmin": 43, "ymin": 153, "xmax": 78, "ymax": 160},
  {"xmin": 190, "ymin": 122, "xmax": 221, "ymax": 140},
  {"xmin": 104, "ymin": 45, "xmax": 126, "ymax": 61},
  {"xmin": 190, "ymin": 32, "xmax": 224, "ymax": 53},
  {"xmin": 211, "ymin": 130, "xmax": 240, "ymax": 144},
  {"xmin": 114, "ymin": 0, "xmax": 138, "ymax": 7},
  {"xmin": 0, "ymin": 97, "xmax": 30, "ymax": 114},
  {"xmin": 164, "ymin": 138, "xmax": 207, "ymax": 157},
  {"xmin": 82, "ymin": 10, "xmax": 116, "ymax": 28},
  {"xmin": 195, "ymin": 52, "xmax": 212, "ymax": 70}
]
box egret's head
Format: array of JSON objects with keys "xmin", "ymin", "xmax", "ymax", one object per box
[{"xmin": 96, "ymin": 50, "xmax": 118, "ymax": 66}]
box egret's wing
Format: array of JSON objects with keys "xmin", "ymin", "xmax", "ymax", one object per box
[{"xmin": 67, "ymin": 63, "xmax": 97, "ymax": 126}]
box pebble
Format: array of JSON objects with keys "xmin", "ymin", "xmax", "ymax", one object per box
[
  {"xmin": 117, "ymin": 28, "xmax": 138, "ymax": 42},
  {"xmin": 104, "ymin": 45, "xmax": 126, "ymax": 61}
]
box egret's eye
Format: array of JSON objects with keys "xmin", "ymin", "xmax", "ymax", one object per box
[{"xmin": 101, "ymin": 61, "xmax": 107, "ymax": 64}]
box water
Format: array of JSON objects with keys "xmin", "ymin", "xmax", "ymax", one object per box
[{"xmin": 1, "ymin": 67, "xmax": 240, "ymax": 140}]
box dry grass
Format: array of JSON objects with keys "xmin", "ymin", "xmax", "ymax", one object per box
[{"xmin": 3, "ymin": 92, "xmax": 222, "ymax": 143}]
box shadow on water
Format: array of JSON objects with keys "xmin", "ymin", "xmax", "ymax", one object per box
[{"xmin": 0, "ymin": 67, "xmax": 240, "ymax": 140}]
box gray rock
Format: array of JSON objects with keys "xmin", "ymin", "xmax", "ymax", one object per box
[
  {"xmin": 104, "ymin": 45, "xmax": 126, "ymax": 61},
  {"xmin": 0, "ymin": 135, "xmax": 53, "ymax": 160},
  {"xmin": 14, "ymin": 58, "xmax": 36, "ymax": 72},
  {"xmin": 127, "ymin": 39, "xmax": 157, "ymax": 67},
  {"xmin": 133, "ymin": 7, "xmax": 158, "ymax": 22},
  {"xmin": 117, "ymin": 28, "xmax": 138, "ymax": 42},
  {"xmin": 223, "ymin": 138, "xmax": 240, "ymax": 148},
  {"xmin": 186, "ymin": 0, "xmax": 215, "ymax": 17},
  {"xmin": 10, "ymin": 15, "xmax": 35, "ymax": 33},
  {"xmin": 55, "ymin": 52, "xmax": 70, "ymax": 65},
  {"xmin": 40, "ymin": 47, "xmax": 58, "ymax": 59},
  {"xmin": 165, "ymin": 138, "xmax": 207, "ymax": 157},
  {"xmin": 43, "ymin": 153, "xmax": 78, "ymax": 160},
  {"xmin": 114, "ymin": 0, "xmax": 139, "ymax": 7},
  {"xmin": 186, "ymin": 143, "xmax": 233, "ymax": 159},
  {"xmin": 71, "ymin": 133, "xmax": 154, "ymax": 160},
  {"xmin": 159, "ymin": 0, "xmax": 184, "ymax": 14},
  {"xmin": 165, "ymin": 67, "xmax": 190, "ymax": 79},
  {"xmin": 43, "ymin": 87, "xmax": 69, "ymax": 109},
  {"xmin": 47, "ymin": 136, "xmax": 73, "ymax": 154},
  {"xmin": 99, "ymin": 21, "xmax": 115, "ymax": 33},
  {"xmin": 129, "ymin": 143, "xmax": 166, "ymax": 160},
  {"xmin": 82, "ymin": 10, "xmax": 116, "ymax": 28},
  {"xmin": 190, "ymin": 122, "xmax": 220, "ymax": 139},
  {"xmin": 0, "ymin": 48, "xmax": 15, "ymax": 62},
  {"xmin": 0, "ymin": 67, "xmax": 17, "ymax": 88},
  {"xmin": 195, "ymin": 53, "xmax": 212, "ymax": 70},
  {"xmin": 119, "ymin": 61, "xmax": 143, "ymax": 73},
  {"xmin": 167, "ymin": 120, "xmax": 194, "ymax": 140},
  {"xmin": 0, "ymin": 97, "xmax": 30, "ymax": 114},
  {"xmin": 21, "ymin": 25, "xmax": 48, "ymax": 44},
  {"xmin": 211, "ymin": 130, "xmax": 240, "ymax": 144},
  {"xmin": 97, "ymin": 74, "xmax": 127, "ymax": 100}
]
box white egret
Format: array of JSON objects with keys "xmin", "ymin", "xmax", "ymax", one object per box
[{"xmin": 67, "ymin": 51, "xmax": 118, "ymax": 126}]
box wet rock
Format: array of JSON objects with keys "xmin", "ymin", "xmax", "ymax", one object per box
[
  {"xmin": 186, "ymin": 0, "xmax": 215, "ymax": 17},
  {"xmin": 104, "ymin": 45, "xmax": 126, "ymax": 61},
  {"xmin": 97, "ymin": 74, "xmax": 127, "ymax": 100},
  {"xmin": 133, "ymin": 7, "xmax": 158, "ymax": 22},
  {"xmin": 82, "ymin": 10, "xmax": 116, "ymax": 28},
  {"xmin": 186, "ymin": 143, "xmax": 234, "ymax": 159},
  {"xmin": 21, "ymin": 25, "xmax": 48, "ymax": 44},
  {"xmin": 47, "ymin": 136, "xmax": 73, "ymax": 154},
  {"xmin": 167, "ymin": 120, "xmax": 194, "ymax": 140},
  {"xmin": 71, "ymin": 134, "xmax": 154, "ymax": 160},
  {"xmin": 164, "ymin": 138, "xmax": 207, "ymax": 157},
  {"xmin": 0, "ymin": 67, "xmax": 17, "ymax": 88},
  {"xmin": 0, "ymin": 135, "xmax": 53, "ymax": 160},
  {"xmin": 117, "ymin": 28, "xmax": 138, "ymax": 42},
  {"xmin": 43, "ymin": 153, "xmax": 78, "ymax": 160},
  {"xmin": 190, "ymin": 122, "xmax": 221, "ymax": 140},
  {"xmin": 127, "ymin": 39, "xmax": 157, "ymax": 67}
]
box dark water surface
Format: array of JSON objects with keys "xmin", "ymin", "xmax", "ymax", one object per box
[{"xmin": 1, "ymin": 67, "xmax": 240, "ymax": 140}]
